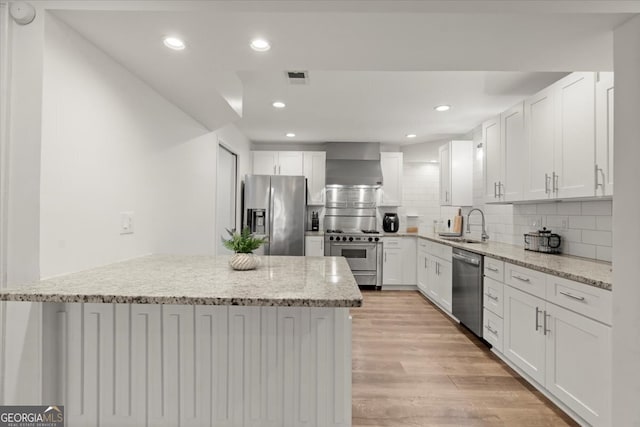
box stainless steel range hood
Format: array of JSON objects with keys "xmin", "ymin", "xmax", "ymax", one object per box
[{"xmin": 325, "ymin": 142, "xmax": 383, "ymax": 187}]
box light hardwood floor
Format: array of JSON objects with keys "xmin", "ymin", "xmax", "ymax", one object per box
[{"xmin": 351, "ymin": 291, "xmax": 578, "ymax": 427}]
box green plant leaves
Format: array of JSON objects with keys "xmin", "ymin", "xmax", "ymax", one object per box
[{"xmin": 221, "ymin": 227, "xmax": 266, "ymax": 253}]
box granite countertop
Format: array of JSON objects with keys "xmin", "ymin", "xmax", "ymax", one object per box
[
  {"xmin": 0, "ymin": 255, "xmax": 363, "ymax": 307},
  {"xmin": 305, "ymin": 231, "xmax": 324, "ymax": 236},
  {"xmin": 415, "ymin": 232, "xmax": 612, "ymax": 290}
]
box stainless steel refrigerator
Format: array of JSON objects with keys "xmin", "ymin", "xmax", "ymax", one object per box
[{"xmin": 242, "ymin": 175, "xmax": 306, "ymax": 256}]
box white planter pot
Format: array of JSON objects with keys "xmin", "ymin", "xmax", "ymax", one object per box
[{"xmin": 229, "ymin": 253, "xmax": 260, "ymax": 271}]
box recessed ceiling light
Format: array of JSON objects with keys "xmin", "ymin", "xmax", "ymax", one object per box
[
  {"xmin": 272, "ymin": 101, "xmax": 286, "ymax": 109},
  {"xmin": 286, "ymin": 133, "xmax": 296, "ymax": 138},
  {"xmin": 406, "ymin": 134, "xmax": 417, "ymax": 139},
  {"xmin": 163, "ymin": 36, "xmax": 186, "ymax": 50},
  {"xmin": 250, "ymin": 38, "xmax": 271, "ymax": 52},
  {"xmin": 434, "ymin": 105, "xmax": 451, "ymax": 112}
]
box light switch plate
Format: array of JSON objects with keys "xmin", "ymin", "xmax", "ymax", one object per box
[{"xmin": 120, "ymin": 211, "xmax": 134, "ymax": 235}]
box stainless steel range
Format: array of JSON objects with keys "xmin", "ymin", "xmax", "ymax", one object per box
[
  {"xmin": 323, "ymin": 186, "xmax": 383, "ymax": 289},
  {"xmin": 324, "ymin": 230, "xmax": 382, "ymax": 289}
]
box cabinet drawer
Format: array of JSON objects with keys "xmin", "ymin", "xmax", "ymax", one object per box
[
  {"xmin": 427, "ymin": 241, "xmax": 453, "ymax": 261},
  {"xmin": 483, "ymin": 308, "xmax": 504, "ymax": 353},
  {"xmin": 484, "ymin": 257, "xmax": 504, "ymax": 282},
  {"xmin": 483, "ymin": 277, "xmax": 504, "ymax": 318},
  {"xmin": 418, "ymin": 239, "xmax": 429, "ymax": 250},
  {"xmin": 546, "ymin": 276, "xmax": 612, "ymax": 325},
  {"xmin": 383, "ymin": 237, "xmax": 401, "ymax": 248},
  {"xmin": 505, "ymin": 263, "xmax": 546, "ymax": 299}
]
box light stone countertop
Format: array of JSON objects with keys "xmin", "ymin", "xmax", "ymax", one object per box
[
  {"xmin": 415, "ymin": 232, "xmax": 612, "ymax": 290},
  {"xmin": 304, "ymin": 231, "xmax": 324, "ymax": 237},
  {"xmin": 0, "ymin": 255, "xmax": 363, "ymax": 307}
]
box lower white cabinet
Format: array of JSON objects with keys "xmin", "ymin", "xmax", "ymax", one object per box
[
  {"xmin": 502, "ymin": 263, "xmax": 612, "ymax": 427},
  {"xmin": 417, "ymin": 241, "xmax": 429, "ymax": 294},
  {"xmin": 383, "ymin": 237, "xmax": 416, "ymax": 287},
  {"xmin": 305, "ymin": 236, "xmax": 324, "ymax": 256},
  {"xmin": 416, "ymin": 240, "xmax": 452, "ymax": 314}
]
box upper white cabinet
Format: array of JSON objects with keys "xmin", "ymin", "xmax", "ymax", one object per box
[
  {"xmin": 303, "ymin": 151, "xmax": 326, "ymax": 205},
  {"xmin": 482, "ymin": 116, "xmax": 502, "ymax": 202},
  {"xmin": 440, "ymin": 141, "xmax": 473, "ymax": 206},
  {"xmin": 595, "ymin": 72, "xmax": 614, "ymax": 196},
  {"xmin": 483, "ymin": 103, "xmax": 526, "ymax": 203},
  {"xmin": 525, "ymin": 72, "xmax": 597, "ymax": 200},
  {"xmin": 380, "ymin": 152, "xmax": 403, "ymax": 206},
  {"xmin": 501, "ymin": 102, "xmax": 525, "ymax": 202},
  {"xmin": 252, "ymin": 151, "xmax": 303, "ymax": 175}
]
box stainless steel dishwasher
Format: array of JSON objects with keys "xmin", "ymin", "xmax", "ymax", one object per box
[{"xmin": 452, "ymin": 248, "xmax": 483, "ymax": 337}]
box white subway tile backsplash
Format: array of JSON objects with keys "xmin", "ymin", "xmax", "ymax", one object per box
[
  {"xmin": 582, "ymin": 230, "xmax": 612, "ymax": 246},
  {"xmin": 596, "ymin": 246, "xmax": 612, "ymax": 262},
  {"xmin": 565, "ymin": 242, "xmax": 597, "ymax": 259},
  {"xmin": 596, "ymin": 216, "xmax": 612, "ymax": 231},
  {"xmin": 514, "ymin": 204, "xmax": 537, "ymax": 215},
  {"xmin": 537, "ymin": 203, "xmax": 558, "ymax": 215},
  {"xmin": 581, "ymin": 200, "xmax": 612, "ymax": 215},
  {"xmin": 557, "ymin": 201, "xmax": 582, "ymax": 215},
  {"xmin": 545, "ymin": 215, "xmax": 569, "ymax": 229},
  {"xmin": 560, "ymin": 229, "xmax": 583, "ymax": 243},
  {"xmin": 569, "ymin": 215, "xmax": 597, "ymax": 230}
]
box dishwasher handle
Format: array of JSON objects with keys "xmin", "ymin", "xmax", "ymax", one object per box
[{"xmin": 452, "ymin": 253, "xmax": 481, "ymax": 266}]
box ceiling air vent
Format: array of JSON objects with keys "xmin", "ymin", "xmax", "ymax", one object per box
[{"xmin": 286, "ymin": 71, "xmax": 309, "ymax": 85}]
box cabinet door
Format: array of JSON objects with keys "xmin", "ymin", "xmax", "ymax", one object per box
[
  {"xmin": 401, "ymin": 237, "xmax": 417, "ymax": 285},
  {"xmin": 303, "ymin": 151, "xmax": 326, "ymax": 205},
  {"xmin": 304, "ymin": 236, "xmax": 324, "ymax": 256},
  {"xmin": 524, "ymin": 86, "xmax": 555, "ymax": 200},
  {"xmin": 439, "ymin": 144, "xmax": 451, "ymax": 205},
  {"xmin": 417, "ymin": 249, "xmax": 429, "ymax": 295},
  {"xmin": 427, "ymin": 256, "xmax": 440, "ymax": 302},
  {"xmin": 545, "ymin": 303, "xmax": 611, "ymax": 427},
  {"xmin": 382, "ymin": 248, "xmax": 402, "ymax": 285},
  {"xmin": 277, "ymin": 152, "xmax": 304, "ymax": 175},
  {"xmin": 503, "ymin": 286, "xmax": 546, "ymax": 384},
  {"xmin": 554, "ymin": 72, "xmax": 596, "ymax": 198},
  {"xmin": 253, "ymin": 151, "xmax": 278, "ymax": 175},
  {"xmin": 482, "ymin": 117, "xmax": 502, "ymax": 202},
  {"xmin": 380, "ymin": 152, "xmax": 403, "ymax": 206},
  {"xmin": 502, "ymin": 102, "xmax": 525, "ymax": 202},
  {"xmin": 436, "ymin": 259, "xmax": 452, "ymax": 313},
  {"xmin": 595, "ymin": 72, "xmax": 614, "ymax": 196}
]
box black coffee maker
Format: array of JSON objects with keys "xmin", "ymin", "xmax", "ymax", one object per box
[{"xmin": 383, "ymin": 213, "xmax": 399, "ymax": 233}]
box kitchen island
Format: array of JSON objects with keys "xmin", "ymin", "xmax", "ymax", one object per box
[{"xmin": 1, "ymin": 255, "xmax": 362, "ymax": 427}]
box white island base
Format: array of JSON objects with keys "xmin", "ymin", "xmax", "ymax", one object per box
[{"xmin": 44, "ymin": 303, "xmax": 352, "ymax": 427}]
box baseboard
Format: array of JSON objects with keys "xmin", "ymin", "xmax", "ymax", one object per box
[{"xmin": 381, "ymin": 285, "xmax": 418, "ymax": 291}]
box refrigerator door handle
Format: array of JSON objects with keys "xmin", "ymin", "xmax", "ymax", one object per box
[{"xmin": 268, "ymin": 185, "xmax": 275, "ymax": 255}]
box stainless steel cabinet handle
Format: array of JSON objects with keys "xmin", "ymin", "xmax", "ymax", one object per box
[
  {"xmin": 595, "ymin": 164, "xmax": 602, "ymax": 190},
  {"xmin": 384, "ymin": 252, "xmax": 387, "ymax": 263},
  {"xmin": 498, "ymin": 181, "xmax": 504, "ymax": 198},
  {"xmin": 535, "ymin": 307, "xmax": 542, "ymax": 331},
  {"xmin": 494, "ymin": 182, "xmax": 498, "ymax": 198},
  {"xmin": 559, "ymin": 291, "xmax": 585, "ymax": 301},
  {"xmin": 486, "ymin": 325, "xmax": 498, "ymax": 335},
  {"xmin": 513, "ymin": 274, "xmax": 530, "ymax": 283},
  {"xmin": 487, "ymin": 293, "xmax": 499, "ymax": 301},
  {"xmin": 278, "ymin": 165, "xmax": 281, "ymax": 174},
  {"xmin": 544, "ymin": 311, "xmax": 551, "ymax": 335},
  {"xmin": 273, "ymin": 165, "xmax": 276, "ymax": 174},
  {"xmin": 553, "ymin": 172, "xmax": 559, "ymax": 193},
  {"xmin": 446, "ymin": 191, "xmax": 449, "ymax": 202},
  {"xmin": 486, "ymin": 266, "xmax": 499, "ymax": 272},
  {"xmin": 544, "ymin": 173, "xmax": 550, "ymax": 194},
  {"xmin": 424, "ymin": 258, "xmax": 427, "ymax": 268}
]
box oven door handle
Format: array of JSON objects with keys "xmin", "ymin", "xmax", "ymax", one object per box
[{"xmin": 330, "ymin": 243, "xmax": 377, "ymax": 248}]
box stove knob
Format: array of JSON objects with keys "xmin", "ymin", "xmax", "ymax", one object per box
[
  {"xmin": 349, "ymin": 237, "xmax": 354, "ymax": 242},
  {"xmin": 368, "ymin": 237, "xmax": 373, "ymax": 242},
  {"xmin": 374, "ymin": 237, "xmax": 380, "ymax": 242},
  {"xmin": 329, "ymin": 236, "xmax": 334, "ymax": 241},
  {"xmin": 342, "ymin": 236, "xmax": 348, "ymax": 241}
]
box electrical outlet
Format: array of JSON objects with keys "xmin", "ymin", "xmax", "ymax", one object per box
[{"xmin": 120, "ymin": 212, "xmax": 134, "ymax": 235}]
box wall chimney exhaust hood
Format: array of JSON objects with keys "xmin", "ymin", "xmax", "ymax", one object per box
[{"xmin": 325, "ymin": 142, "xmax": 383, "ymax": 187}]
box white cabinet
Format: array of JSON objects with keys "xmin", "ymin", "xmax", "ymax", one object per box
[
  {"xmin": 417, "ymin": 240, "xmax": 429, "ymax": 295},
  {"xmin": 434, "ymin": 257, "xmax": 452, "ymax": 312},
  {"xmin": 252, "ymin": 151, "xmax": 303, "ymax": 175},
  {"xmin": 482, "ymin": 116, "xmax": 502, "ymax": 202},
  {"xmin": 380, "ymin": 152, "xmax": 403, "ymax": 206},
  {"xmin": 439, "ymin": 141, "xmax": 473, "ymax": 206},
  {"xmin": 595, "ymin": 72, "xmax": 614, "ymax": 196},
  {"xmin": 418, "ymin": 240, "xmax": 453, "ymax": 313},
  {"xmin": 524, "ymin": 85, "xmax": 557, "ymax": 200},
  {"xmin": 502, "ymin": 102, "xmax": 525, "ymax": 202},
  {"xmin": 500, "ymin": 262, "xmax": 612, "ymax": 427},
  {"xmin": 303, "ymin": 151, "xmax": 326, "ymax": 205},
  {"xmin": 304, "ymin": 236, "xmax": 324, "ymax": 256},
  {"xmin": 483, "ymin": 257, "xmax": 506, "ymax": 354},
  {"xmin": 525, "ymin": 72, "xmax": 597, "ymax": 200},
  {"xmin": 382, "ymin": 236, "xmax": 416, "ymax": 287}
]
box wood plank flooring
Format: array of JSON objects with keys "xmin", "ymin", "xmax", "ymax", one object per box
[{"xmin": 351, "ymin": 291, "xmax": 578, "ymax": 427}]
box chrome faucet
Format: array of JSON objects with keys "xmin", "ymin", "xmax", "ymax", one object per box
[{"xmin": 466, "ymin": 208, "xmax": 489, "ymax": 242}]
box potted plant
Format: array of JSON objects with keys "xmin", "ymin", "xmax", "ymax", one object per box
[{"xmin": 222, "ymin": 227, "xmax": 267, "ymax": 270}]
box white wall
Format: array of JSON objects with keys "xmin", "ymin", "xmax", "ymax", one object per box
[
  {"xmin": 612, "ymin": 14, "xmax": 640, "ymax": 426},
  {"xmin": 39, "ymin": 14, "xmax": 212, "ymax": 278}
]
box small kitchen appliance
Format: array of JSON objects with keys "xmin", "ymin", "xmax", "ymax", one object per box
[
  {"xmin": 311, "ymin": 211, "xmax": 319, "ymax": 231},
  {"xmin": 382, "ymin": 213, "xmax": 399, "ymax": 233},
  {"xmin": 524, "ymin": 227, "xmax": 562, "ymax": 254}
]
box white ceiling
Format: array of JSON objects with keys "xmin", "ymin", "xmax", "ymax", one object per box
[{"xmin": 49, "ymin": 1, "xmax": 634, "ymax": 145}]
